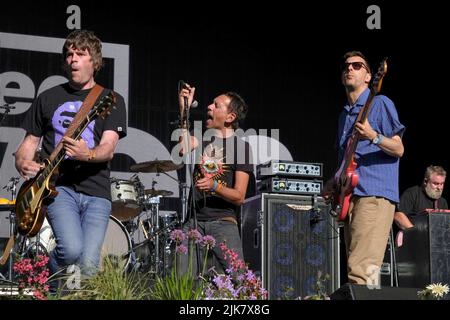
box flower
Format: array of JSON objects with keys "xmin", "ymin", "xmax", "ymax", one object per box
[
  {"xmin": 205, "ymin": 242, "xmax": 267, "ymax": 300},
  {"xmin": 13, "ymin": 254, "xmax": 50, "ymax": 300},
  {"xmin": 418, "ymin": 283, "xmax": 449, "ymax": 300}
]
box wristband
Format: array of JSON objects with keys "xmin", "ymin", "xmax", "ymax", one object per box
[
  {"xmin": 211, "ymin": 180, "xmax": 218, "ymax": 193},
  {"xmin": 88, "ymin": 149, "xmax": 96, "ymax": 161}
]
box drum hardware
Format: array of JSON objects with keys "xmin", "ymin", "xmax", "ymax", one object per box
[
  {"xmin": 0, "ymin": 177, "xmax": 19, "ymax": 283},
  {"xmin": 143, "ymin": 189, "xmax": 173, "ymax": 197},
  {"xmin": 129, "ymin": 159, "xmax": 184, "ymax": 174}
]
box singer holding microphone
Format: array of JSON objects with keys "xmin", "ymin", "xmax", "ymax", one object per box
[{"xmin": 177, "ymin": 81, "xmax": 253, "ymax": 276}]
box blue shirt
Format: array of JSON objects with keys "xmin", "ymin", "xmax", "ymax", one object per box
[{"xmin": 337, "ymin": 88, "xmax": 405, "ymax": 203}]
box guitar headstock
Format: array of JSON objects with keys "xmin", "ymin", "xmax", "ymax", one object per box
[
  {"xmin": 371, "ymin": 57, "xmax": 388, "ymax": 94},
  {"xmin": 89, "ymin": 91, "xmax": 116, "ymax": 119}
]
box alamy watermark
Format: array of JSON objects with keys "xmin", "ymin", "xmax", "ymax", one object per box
[{"xmin": 170, "ymin": 121, "xmax": 280, "ymax": 166}]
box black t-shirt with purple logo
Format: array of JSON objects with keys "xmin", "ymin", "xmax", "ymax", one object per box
[
  {"xmin": 191, "ymin": 134, "xmax": 253, "ymax": 221},
  {"xmin": 22, "ymin": 83, "xmax": 127, "ymax": 200}
]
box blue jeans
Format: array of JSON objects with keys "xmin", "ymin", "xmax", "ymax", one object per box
[{"xmin": 46, "ymin": 186, "xmax": 111, "ymax": 278}]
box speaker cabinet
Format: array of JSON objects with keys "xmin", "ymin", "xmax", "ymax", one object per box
[
  {"xmin": 396, "ymin": 212, "xmax": 450, "ymax": 288},
  {"xmin": 241, "ymin": 193, "xmax": 340, "ymax": 299},
  {"xmin": 330, "ymin": 283, "xmax": 419, "ymax": 300}
]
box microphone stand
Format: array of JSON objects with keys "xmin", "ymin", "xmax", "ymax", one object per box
[
  {"xmin": 182, "ymin": 94, "xmax": 203, "ymax": 279},
  {"xmin": 0, "ymin": 104, "xmax": 14, "ymax": 128}
]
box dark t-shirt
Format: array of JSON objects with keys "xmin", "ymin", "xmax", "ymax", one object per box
[
  {"xmin": 191, "ymin": 134, "xmax": 253, "ymax": 221},
  {"xmin": 21, "ymin": 83, "xmax": 127, "ymax": 200},
  {"xmin": 398, "ymin": 185, "xmax": 448, "ymax": 218}
]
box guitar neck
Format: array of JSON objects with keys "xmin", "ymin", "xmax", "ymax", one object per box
[{"xmin": 340, "ymin": 89, "xmax": 377, "ymax": 175}]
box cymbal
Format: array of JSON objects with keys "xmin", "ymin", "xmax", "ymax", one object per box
[
  {"xmin": 130, "ymin": 160, "xmax": 183, "ymax": 173},
  {"xmin": 144, "ymin": 189, "xmax": 174, "ymax": 197}
]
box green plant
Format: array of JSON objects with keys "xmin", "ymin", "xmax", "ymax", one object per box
[
  {"xmin": 150, "ymin": 229, "xmax": 213, "ymax": 300},
  {"xmin": 204, "ymin": 243, "xmax": 267, "ymax": 300},
  {"xmin": 62, "ymin": 256, "xmax": 151, "ymax": 300}
]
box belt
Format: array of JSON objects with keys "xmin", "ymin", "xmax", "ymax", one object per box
[{"xmin": 220, "ymin": 216, "xmax": 238, "ymax": 225}]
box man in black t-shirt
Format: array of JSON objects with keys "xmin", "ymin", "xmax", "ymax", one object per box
[
  {"xmin": 177, "ymin": 83, "xmax": 252, "ymax": 275},
  {"xmin": 14, "ymin": 30, "xmax": 127, "ymax": 289},
  {"xmin": 394, "ymin": 165, "xmax": 447, "ymax": 245}
]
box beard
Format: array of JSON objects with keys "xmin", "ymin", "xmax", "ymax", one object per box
[{"xmin": 424, "ymin": 184, "xmax": 443, "ymax": 200}]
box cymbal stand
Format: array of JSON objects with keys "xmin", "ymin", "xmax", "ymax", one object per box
[
  {"xmin": 148, "ymin": 195, "xmax": 162, "ymax": 275},
  {"xmin": 159, "ymin": 171, "xmax": 187, "ymax": 224},
  {"xmin": 2, "ymin": 177, "xmax": 20, "ymax": 283}
]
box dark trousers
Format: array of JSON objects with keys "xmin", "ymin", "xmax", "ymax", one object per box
[{"xmin": 177, "ymin": 218, "xmax": 244, "ymax": 277}]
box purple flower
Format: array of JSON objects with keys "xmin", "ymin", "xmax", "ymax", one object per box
[
  {"xmin": 246, "ymin": 270, "xmax": 256, "ymax": 281},
  {"xmin": 187, "ymin": 229, "xmax": 202, "ymax": 243},
  {"xmin": 202, "ymin": 235, "xmax": 216, "ymax": 248},
  {"xmin": 237, "ymin": 274, "xmax": 245, "ymax": 282},
  {"xmin": 170, "ymin": 229, "xmax": 186, "ymax": 243},
  {"xmin": 175, "ymin": 244, "xmax": 188, "ymax": 255}
]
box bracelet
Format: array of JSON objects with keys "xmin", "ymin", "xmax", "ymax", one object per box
[
  {"xmin": 87, "ymin": 149, "xmax": 96, "ymax": 161},
  {"xmin": 211, "ymin": 180, "xmax": 218, "ymax": 193}
]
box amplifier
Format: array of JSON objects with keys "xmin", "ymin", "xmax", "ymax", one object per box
[
  {"xmin": 241, "ymin": 193, "xmax": 340, "ymax": 299},
  {"xmin": 257, "ymin": 160, "xmax": 322, "ymax": 180},
  {"xmin": 258, "ymin": 177, "xmax": 322, "ymax": 195}
]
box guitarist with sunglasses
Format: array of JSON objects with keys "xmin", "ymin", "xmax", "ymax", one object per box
[
  {"xmin": 14, "ymin": 30, "xmax": 127, "ymax": 294},
  {"xmin": 322, "ymin": 51, "xmax": 405, "ymax": 285}
]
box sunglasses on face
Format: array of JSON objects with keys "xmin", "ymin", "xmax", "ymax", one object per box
[{"xmin": 341, "ymin": 61, "xmax": 368, "ymax": 71}]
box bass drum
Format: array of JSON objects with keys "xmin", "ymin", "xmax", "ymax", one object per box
[
  {"xmin": 100, "ymin": 216, "xmax": 132, "ymax": 271},
  {"xmin": 26, "ymin": 216, "xmax": 132, "ymax": 271}
]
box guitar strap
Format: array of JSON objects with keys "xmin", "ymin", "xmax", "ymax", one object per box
[{"xmin": 49, "ymin": 84, "xmax": 104, "ymax": 162}]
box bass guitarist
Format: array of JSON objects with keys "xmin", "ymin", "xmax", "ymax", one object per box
[
  {"xmin": 322, "ymin": 51, "xmax": 405, "ymax": 285},
  {"xmin": 14, "ymin": 30, "xmax": 127, "ymax": 293}
]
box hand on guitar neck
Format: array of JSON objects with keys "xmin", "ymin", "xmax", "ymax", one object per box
[{"xmin": 354, "ymin": 119, "xmax": 377, "ymax": 141}]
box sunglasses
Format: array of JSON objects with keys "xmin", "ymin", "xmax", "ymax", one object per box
[{"xmin": 341, "ymin": 61, "xmax": 368, "ymax": 71}]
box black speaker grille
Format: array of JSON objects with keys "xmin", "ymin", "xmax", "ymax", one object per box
[{"xmin": 263, "ymin": 195, "xmax": 339, "ymax": 299}]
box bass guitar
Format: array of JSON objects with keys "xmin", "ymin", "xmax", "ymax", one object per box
[{"xmin": 331, "ymin": 58, "xmax": 388, "ymax": 221}]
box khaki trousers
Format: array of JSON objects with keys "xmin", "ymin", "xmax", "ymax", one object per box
[{"xmin": 344, "ymin": 196, "xmax": 395, "ymax": 285}]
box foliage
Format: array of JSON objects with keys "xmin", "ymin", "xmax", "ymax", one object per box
[
  {"xmin": 62, "ymin": 257, "xmax": 151, "ymax": 300},
  {"xmin": 204, "ymin": 243, "xmax": 267, "ymax": 300},
  {"xmin": 13, "ymin": 254, "xmax": 50, "ymax": 300},
  {"xmin": 150, "ymin": 229, "xmax": 213, "ymax": 300}
]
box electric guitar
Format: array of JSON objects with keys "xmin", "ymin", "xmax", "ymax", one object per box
[
  {"xmin": 331, "ymin": 58, "xmax": 388, "ymax": 221},
  {"xmin": 15, "ymin": 92, "xmax": 115, "ymax": 236}
]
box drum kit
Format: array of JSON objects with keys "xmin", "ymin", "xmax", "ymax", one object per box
[
  {"xmin": 106, "ymin": 159, "xmax": 184, "ymax": 276},
  {"xmin": 0, "ymin": 159, "xmax": 184, "ymax": 282}
]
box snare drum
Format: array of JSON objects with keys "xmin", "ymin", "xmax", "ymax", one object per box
[{"xmin": 110, "ymin": 178, "xmax": 142, "ymax": 221}]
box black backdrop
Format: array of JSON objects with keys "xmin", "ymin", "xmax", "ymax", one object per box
[{"xmin": 1, "ymin": 1, "xmax": 449, "ymax": 200}]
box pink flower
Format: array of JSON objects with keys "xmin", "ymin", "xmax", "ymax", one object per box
[{"xmin": 13, "ymin": 254, "xmax": 50, "ymax": 299}]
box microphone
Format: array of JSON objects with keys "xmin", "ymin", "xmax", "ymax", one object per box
[{"xmin": 178, "ymin": 80, "xmax": 198, "ymax": 108}]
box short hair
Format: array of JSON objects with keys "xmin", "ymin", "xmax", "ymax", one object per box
[
  {"xmin": 225, "ymin": 92, "xmax": 248, "ymax": 129},
  {"xmin": 424, "ymin": 165, "xmax": 447, "ymax": 181},
  {"xmin": 342, "ymin": 51, "xmax": 372, "ymax": 74},
  {"xmin": 62, "ymin": 30, "xmax": 103, "ymax": 73}
]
